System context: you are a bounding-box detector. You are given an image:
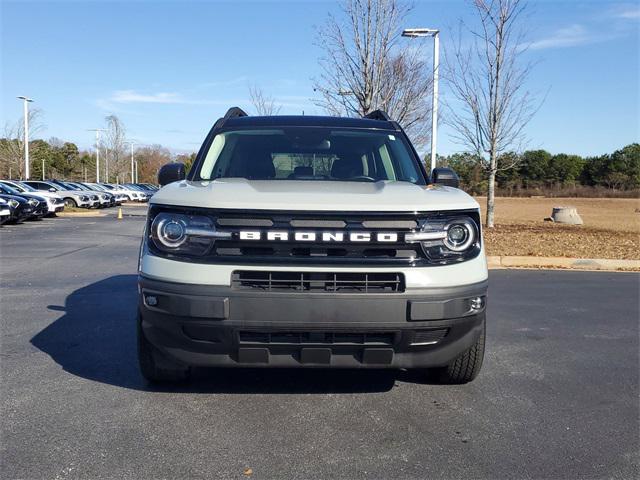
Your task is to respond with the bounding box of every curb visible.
[487,256,640,272]
[57,211,107,218]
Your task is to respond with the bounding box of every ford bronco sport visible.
[137,108,488,384]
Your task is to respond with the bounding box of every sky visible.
[1,0,638,157]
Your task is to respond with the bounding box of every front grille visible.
[239,330,395,345]
[148,207,482,266]
[232,271,404,293]
[209,211,425,264]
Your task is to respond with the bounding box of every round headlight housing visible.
[155,217,187,248]
[444,219,476,252]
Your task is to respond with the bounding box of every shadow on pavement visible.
[31,275,437,394]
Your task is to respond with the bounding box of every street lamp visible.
[124,141,136,183]
[87,129,106,182]
[17,96,34,180]
[402,28,440,173]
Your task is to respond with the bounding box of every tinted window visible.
[197,128,425,184]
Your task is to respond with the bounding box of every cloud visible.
[528,24,594,50]
[614,6,640,19]
[111,90,183,104]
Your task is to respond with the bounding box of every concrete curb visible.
[57,211,107,218]
[487,256,640,272]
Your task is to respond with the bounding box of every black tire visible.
[433,322,485,384]
[137,316,190,383]
[64,198,77,208]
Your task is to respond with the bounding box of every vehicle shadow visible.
[31,275,436,394]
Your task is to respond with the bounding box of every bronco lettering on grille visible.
[238,231,399,243]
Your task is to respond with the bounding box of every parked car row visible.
[0,179,158,225]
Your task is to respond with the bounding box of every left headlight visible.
[8,199,19,208]
[150,212,231,256]
[28,198,38,206]
[406,215,480,264]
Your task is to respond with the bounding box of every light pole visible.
[402,28,439,173]
[124,141,136,182]
[87,129,106,182]
[17,96,34,180]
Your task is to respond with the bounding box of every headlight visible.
[81,195,89,201]
[444,219,476,252]
[150,212,231,256]
[28,198,38,206]
[8,199,19,208]
[406,214,480,264]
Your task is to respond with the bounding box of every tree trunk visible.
[486,165,496,228]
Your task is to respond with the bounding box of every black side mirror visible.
[431,167,460,188]
[158,162,186,186]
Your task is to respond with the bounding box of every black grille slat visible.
[232,271,404,293]
[239,330,395,345]
[412,329,449,345]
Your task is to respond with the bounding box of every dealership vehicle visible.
[0,180,65,215]
[123,183,152,202]
[61,181,114,208]
[0,193,35,223]
[0,183,48,219]
[137,109,487,384]
[0,198,11,225]
[86,183,125,205]
[102,183,145,202]
[24,180,96,208]
[49,180,102,208]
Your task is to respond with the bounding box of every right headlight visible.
[150,212,231,256]
[81,195,89,201]
[8,199,19,208]
[406,215,480,264]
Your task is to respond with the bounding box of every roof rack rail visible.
[214,107,249,129]
[363,110,392,121]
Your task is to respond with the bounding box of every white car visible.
[102,183,145,202]
[136,108,487,385]
[0,180,65,215]
[0,197,10,224]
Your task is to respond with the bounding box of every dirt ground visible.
[474,197,640,259]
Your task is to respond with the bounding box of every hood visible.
[151,179,479,212]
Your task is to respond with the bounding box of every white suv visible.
[137,109,488,384]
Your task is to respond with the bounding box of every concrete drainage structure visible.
[549,206,583,225]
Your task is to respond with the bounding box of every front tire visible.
[432,321,485,384]
[137,315,190,383]
[64,198,77,208]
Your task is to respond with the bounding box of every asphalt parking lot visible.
[1,215,638,479]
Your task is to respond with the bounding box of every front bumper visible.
[139,275,487,369]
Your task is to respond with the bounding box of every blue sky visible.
[1,0,638,157]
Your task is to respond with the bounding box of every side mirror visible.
[431,167,460,188]
[49,188,56,192]
[158,162,186,186]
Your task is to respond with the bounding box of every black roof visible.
[223,115,399,131]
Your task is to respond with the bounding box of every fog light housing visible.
[145,295,158,307]
[470,296,485,311]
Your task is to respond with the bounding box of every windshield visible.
[1,181,27,193]
[0,183,20,195]
[196,128,425,184]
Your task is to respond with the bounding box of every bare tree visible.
[249,85,282,116]
[313,0,433,146]
[0,108,45,179]
[103,115,126,183]
[445,0,539,227]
